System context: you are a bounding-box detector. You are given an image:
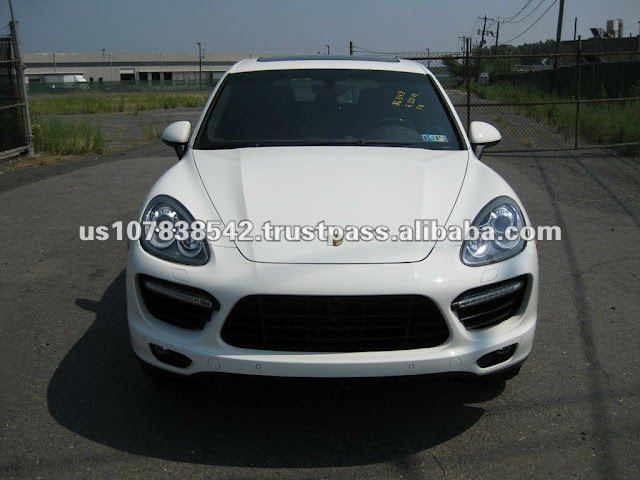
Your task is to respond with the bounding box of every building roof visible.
[558,36,640,55]
[23,52,252,70]
[22,53,433,77]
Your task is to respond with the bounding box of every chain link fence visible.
[0,33,32,159]
[11,42,640,158]
[26,79,221,95]
[407,41,640,154]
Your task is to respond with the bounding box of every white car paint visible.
[193,147,468,263]
[126,57,538,378]
[469,121,502,147]
[161,120,192,145]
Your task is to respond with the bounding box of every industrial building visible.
[23,52,252,85]
[558,19,639,62]
[590,18,625,39]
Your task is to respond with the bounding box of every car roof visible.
[227,56,428,75]
[257,55,400,63]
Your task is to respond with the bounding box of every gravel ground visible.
[0,110,639,479]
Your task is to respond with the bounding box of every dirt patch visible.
[0,153,84,172]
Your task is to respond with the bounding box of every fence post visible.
[465,38,471,134]
[574,36,581,150]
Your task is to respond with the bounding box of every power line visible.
[503,0,547,25]
[501,0,534,22]
[502,0,559,44]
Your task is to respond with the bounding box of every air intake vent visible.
[149,344,193,368]
[451,276,527,330]
[221,294,449,353]
[139,275,219,330]
[477,344,518,368]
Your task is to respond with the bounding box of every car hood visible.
[193,147,468,264]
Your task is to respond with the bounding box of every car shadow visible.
[47,270,503,468]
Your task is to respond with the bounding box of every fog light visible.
[477,343,518,368]
[150,344,192,368]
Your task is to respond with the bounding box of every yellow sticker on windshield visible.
[392,90,405,107]
[392,91,422,109]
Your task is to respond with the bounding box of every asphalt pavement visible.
[0,135,639,478]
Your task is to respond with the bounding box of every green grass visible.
[32,117,104,155]
[473,82,640,154]
[29,91,209,115]
[139,121,165,140]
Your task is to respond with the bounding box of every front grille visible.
[451,276,528,330]
[221,295,449,352]
[139,275,220,330]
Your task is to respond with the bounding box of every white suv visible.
[127,56,538,383]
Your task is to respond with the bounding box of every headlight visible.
[461,196,526,266]
[140,195,209,266]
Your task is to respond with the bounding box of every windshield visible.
[195,69,464,150]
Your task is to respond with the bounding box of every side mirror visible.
[161,121,191,158]
[469,121,501,159]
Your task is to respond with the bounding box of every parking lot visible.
[1,114,639,478]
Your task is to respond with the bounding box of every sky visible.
[1,0,638,55]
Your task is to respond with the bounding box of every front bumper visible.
[126,240,538,378]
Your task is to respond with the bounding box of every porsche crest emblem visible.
[332,234,344,247]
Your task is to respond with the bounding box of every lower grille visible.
[451,276,528,330]
[221,295,449,352]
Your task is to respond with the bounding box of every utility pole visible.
[101,48,106,74]
[426,47,430,69]
[494,20,500,55]
[458,35,468,53]
[476,15,488,81]
[8,0,34,155]
[573,17,578,41]
[325,44,330,55]
[552,0,565,71]
[102,48,113,82]
[196,41,203,89]
[349,41,354,55]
